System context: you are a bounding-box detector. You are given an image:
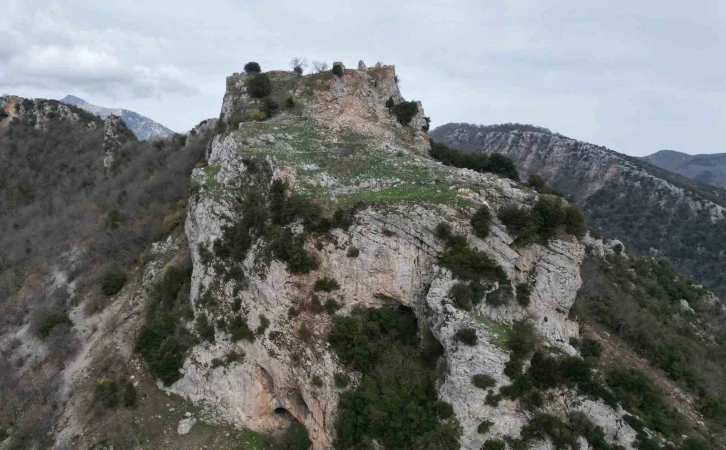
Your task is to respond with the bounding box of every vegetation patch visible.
[455,328,478,346]
[328,306,460,449]
[36,311,72,339]
[472,374,496,389]
[246,74,272,98]
[575,253,726,431]
[429,141,519,181]
[391,101,418,125]
[314,277,340,292]
[136,263,196,385]
[498,195,586,243]
[470,205,492,239]
[100,265,127,296]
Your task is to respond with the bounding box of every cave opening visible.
[273,407,296,421]
[392,302,414,314]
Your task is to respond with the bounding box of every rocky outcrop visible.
[61,95,175,140]
[167,67,641,449]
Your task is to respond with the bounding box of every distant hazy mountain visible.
[643,149,726,188]
[61,95,175,140]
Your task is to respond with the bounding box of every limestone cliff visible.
[169,63,645,449]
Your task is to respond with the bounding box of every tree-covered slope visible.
[431,122,726,296]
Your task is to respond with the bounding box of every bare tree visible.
[312,61,329,73]
[290,57,307,75]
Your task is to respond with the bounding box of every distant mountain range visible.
[60,95,175,140]
[430,122,726,296]
[642,149,726,188]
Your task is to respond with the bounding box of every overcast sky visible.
[2,0,724,156]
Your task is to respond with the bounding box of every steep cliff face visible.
[168,64,648,450]
[430,123,726,296]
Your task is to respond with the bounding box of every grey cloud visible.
[0,0,724,155]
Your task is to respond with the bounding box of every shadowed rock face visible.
[171,65,640,449]
[431,123,726,296]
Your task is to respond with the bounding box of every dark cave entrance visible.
[274,407,296,421]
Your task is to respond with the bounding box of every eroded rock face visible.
[170,67,637,449]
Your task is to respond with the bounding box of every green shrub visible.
[136,264,195,385]
[286,96,295,108]
[471,205,492,239]
[499,197,587,242]
[504,358,524,378]
[439,241,507,283]
[455,328,478,346]
[429,141,519,181]
[324,299,342,314]
[229,316,255,342]
[196,313,215,342]
[472,374,496,389]
[332,63,344,77]
[334,372,349,388]
[94,378,119,408]
[482,439,505,450]
[257,314,270,335]
[211,357,225,368]
[507,320,536,360]
[434,222,453,241]
[246,74,272,98]
[282,422,312,450]
[391,101,419,125]
[498,205,537,241]
[519,414,577,449]
[580,338,602,359]
[310,295,324,314]
[563,203,587,237]
[385,97,395,109]
[314,277,340,292]
[37,312,72,339]
[449,282,473,311]
[516,283,531,307]
[123,382,137,408]
[261,97,279,116]
[434,401,455,419]
[485,285,512,307]
[244,62,261,73]
[100,265,127,296]
[312,375,324,387]
[527,174,545,191]
[477,420,494,434]
[330,306,458,449]
[346,246,360,258]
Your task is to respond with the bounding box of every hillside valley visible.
[430,123,726,297]
[0,63,725,450]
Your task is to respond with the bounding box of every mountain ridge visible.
[60,94,175,140]
[642,149,726,188]
[430,122,726,296]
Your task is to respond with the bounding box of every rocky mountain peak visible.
[60,94,175,140]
